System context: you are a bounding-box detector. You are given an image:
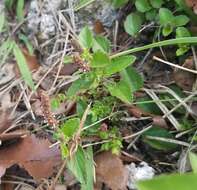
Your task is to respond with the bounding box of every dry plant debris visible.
[1,0,197,189]
[95,151,128,190]
[0,135,61,180]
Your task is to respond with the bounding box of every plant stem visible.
[111,37,197,58]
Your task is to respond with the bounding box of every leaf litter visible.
[1,0,197,189]
[0,134,61,180]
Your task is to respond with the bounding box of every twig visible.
[163,91,197,118]
[146,136,196,148]
[49,160,67,190]
[144,88,181,130]
[153,56,197,74]
[123,124,153,140]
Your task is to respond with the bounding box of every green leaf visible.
[0,12,5,33]
[4,0,14,10]
[159,8,174,25]
[92,35,111,53]
[104,55,136,76]
[145,9,157,21]
[174,0,197,21]
[51,98,60,110]
[137,173,197,190]
[143,127,177,151]
[91,51,111,68]
[16,0,24,21]
[78,26,94,49]
[189,152,197,173]
[67,147,86,184]
[67,146,94,190]
[162,24,173,36]
[106,80,133,103]
[67,72,96,97]
[121,66,143,92]
[124,12,143,36]
[149,0,164,8]
[111,0,128,8]
[175,27,191,56]
[60,144,69,159]
[136,97,161,115]
[82,147,94,190]
[174,15,190,27]
[64,55,73,64]
[60,118,80,138]
[176,27,191,38]
[176,46,189,56]
[0,39,14,65]
[13,43,35,90]
[19,34,34,55]
[135,0,151,12]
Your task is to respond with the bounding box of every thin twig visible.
[153,56,197,74]
[49,160,67,190]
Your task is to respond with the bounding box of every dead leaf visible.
[152,116,168,129]
[60,64,79,76]
[0,184,14,190]
[95,151,128,190]
[0,130,29,142]
[0,134,61,180]
[128,105,145,118]
[173,57,196,91]
[94,20,105,34]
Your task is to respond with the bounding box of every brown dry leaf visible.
[95,151,128,190]
[152,116,168,129]
[0,184,14,190]
[185,0,197,14]
[94,20,105,34]
[60,64,79,76]
[0,134,61,180]
[0,130,29,142]
[128,105,145,118]
[14,48,40,78]
[173,58,196,91]
[0,111,12,134]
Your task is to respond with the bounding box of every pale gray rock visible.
[74,0,117,30]
[27,0,62,39]
[126,162,155,190]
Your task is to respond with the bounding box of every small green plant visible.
[100,127,123,154]
[67,26,143,104]
[56,25,197,188]
[121,0,193,55]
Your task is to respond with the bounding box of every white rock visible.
[27,0,62,39]
[126,162,155,190]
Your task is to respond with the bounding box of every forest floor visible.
[0,0,197,190]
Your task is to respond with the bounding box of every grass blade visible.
[13,42,35,90]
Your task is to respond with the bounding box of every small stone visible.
[27,0,63,39]
[126,162,155,190]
